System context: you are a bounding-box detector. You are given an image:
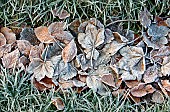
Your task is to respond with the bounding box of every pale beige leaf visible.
[52,97,65,110]
[2,49,20,68]
[0,33,6,46]
[0,44,11,58]
[62,40,77,63]
[152,91,164,103]
[52,8,70,19]
[161,56,170,76]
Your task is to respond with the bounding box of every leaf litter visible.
[0,8,170,110]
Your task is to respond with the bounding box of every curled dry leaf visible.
[0,33,6,46]
[52,97,65,110]
[27,58,54,81]
[152,91,164,103]
[2,49,20,68]
[20,28,40,45]
[131,83,156,97]
[139,7,152,28]
[62,40,77,63]
[75,54,90,71]
[17,40,32,56]
[1,27,16,44]
[52,8,70,19]
[78,23,105,60]
[59,80,74,89]
[32,77,48,91]
[34,26,55,43]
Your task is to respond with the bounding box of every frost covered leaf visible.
[52,97,65,110]
[52,8,70,19]
[147,24,169,41]
[152,91,164,103]
[59,80,74,89]
[17,40,32,56]
[86,76,110,95]
[139,7,152,28]
[166,18,170,27]
[29,43,44,61]
[102,32,127,56]
[62,40,77,63]
[0,33,6,46]
[161,80,170,92]
[1,27,16,44]
[2,49,20,68]
[59,63,77,80]
[27,58,54,81]
[73,79,86,87]
[117,46,145,81]
[0,44,11,58]
[161,56,170,76]
[125,80,140,88]
[101,74,116,87]
[143,66,159,83]
[34,26,55,43]
[75,54,90,71]
[20,28,40,45]
[78,23,105,60]
[131,83,156,97]
[69,19,81,35]
[48,22,74,44]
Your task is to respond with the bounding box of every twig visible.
[106,19,140,27]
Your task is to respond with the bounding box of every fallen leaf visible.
[1,27,16,44]
[27,58,54,81]
[52,8,70,19]
[0,33,6,46]
[62,40,77,63]
[2,49,20,68]
[20,28,40,45]
[0,44,11,58]
[73,79,86,87]
[34,26,55,43]
[17,40,32,56]
[101,74,116,87]
[161,56,170,76]
[59,80,74,89]
[139,7,152,28]
[152,91,164,103]
[52,97,65,110]
[125,80,140,88]
[161,80,170,92]
[131,83,156,97]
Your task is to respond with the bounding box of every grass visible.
[0,67,170,112]
[0,0,170,111]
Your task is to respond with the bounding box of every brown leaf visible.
[0,44,11,58]
[131,83,156,97]
[32,77,48,91]
[27,58,54,81]
[29,43,44,61]
[0,33,6,46]
[59,80,74,89]
[39,77,56,88]
[17,40,32,56]
[52,8,70,19]
[161,80,170,92]
[112,89,125,97]
[1,27,16,44]
[101,74,116,87]
[129,93,141,103]
[34,26,55,43]
[62,40,77,63]
[52,97,65,110]
[152,91,164,103]
[143,66,159,83]
[125,80,140,88]
[2,49,20,68]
